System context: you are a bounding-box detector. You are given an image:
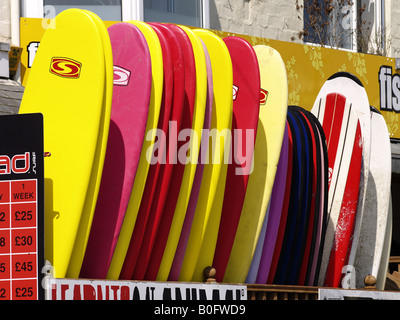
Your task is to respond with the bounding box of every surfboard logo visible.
[50,57,82,79]
[233,84,239,101]
[328,167,333,185]
[113,66,131,86]
[260,88,269,104]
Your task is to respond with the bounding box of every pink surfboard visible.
[168,39,213,281]
[79,22,151,279]
[144,23,196,280]
[132,23,185,280]
[213,36,260,282]
[119,22,175,280]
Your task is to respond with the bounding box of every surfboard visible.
[288,107,315,284]
[66,9,114,279]
[78,22,152,280]
[106,20,163,280]
[250,123,288,284]
[223,45,288,284]
[212,36,260,283]
[293,107,321,286]
[312,72,371,287]
[18,9,112,278]
[145,22,197,281]
[308,117,329,286]
[325,121,362,288]
[168,37,213,281]
[376,194,392,290]
[117,22,175,280]
[245,204,270,284]
[296,108,328,286]
[155,24,208,281]
[267,121,293,284]
[273,108,306,285]
[354,106,391,289]
[132,23,185,281]
[179,29,232,282]
[312,91,364,287]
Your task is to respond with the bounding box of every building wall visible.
[209,0,400,58]
[386,0,400,58]
[209,0,303,43]
[0,1,11,44]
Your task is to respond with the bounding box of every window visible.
[43,0,123,21]
[358,0,387,55]
[144,0,204,27]
[21,0,210,28]
[302,0,356,50]
[301,0,385,53]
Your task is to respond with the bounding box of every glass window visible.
[302,0,356,50]
[144,0,202,27]
[43,0,122,21]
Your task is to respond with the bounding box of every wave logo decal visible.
[113,66,131,86]
[260,88,269,105]
[233,84,239,101]
[50,57,82,79]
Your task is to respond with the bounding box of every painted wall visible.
[0,1,11,44]
[209,0,303,44]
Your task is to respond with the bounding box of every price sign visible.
[0,114,44,300]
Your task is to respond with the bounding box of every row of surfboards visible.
[19,9,392,289]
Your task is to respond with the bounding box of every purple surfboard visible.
[247,124,289,284]
[168,39,213,281]
[256,122,289,283]
[80,22,151,279]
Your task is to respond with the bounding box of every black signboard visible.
[0,113,44,300]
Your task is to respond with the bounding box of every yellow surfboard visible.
[156,24,207,281]
[18,9,111,278]
[179,29,232,282]
[67,9,113,278]
[106,20,163,280]
[223,45,288,283]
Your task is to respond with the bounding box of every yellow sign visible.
[9,45,22,76]
[20,17,400,138]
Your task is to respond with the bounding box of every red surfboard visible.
[212,36,260,282]
[132,23,185,280]
[80,22,151,279]
[168,39,213,281]
[144,23,196,280]
[324,121,362,287]
[118,22,175,280]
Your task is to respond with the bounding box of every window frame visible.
[303,0,383,52]
[21,0,210,28]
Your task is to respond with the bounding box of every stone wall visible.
[0,1,11,44]
[209,0,303,43]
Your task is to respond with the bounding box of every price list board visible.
[0,114,44,300]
